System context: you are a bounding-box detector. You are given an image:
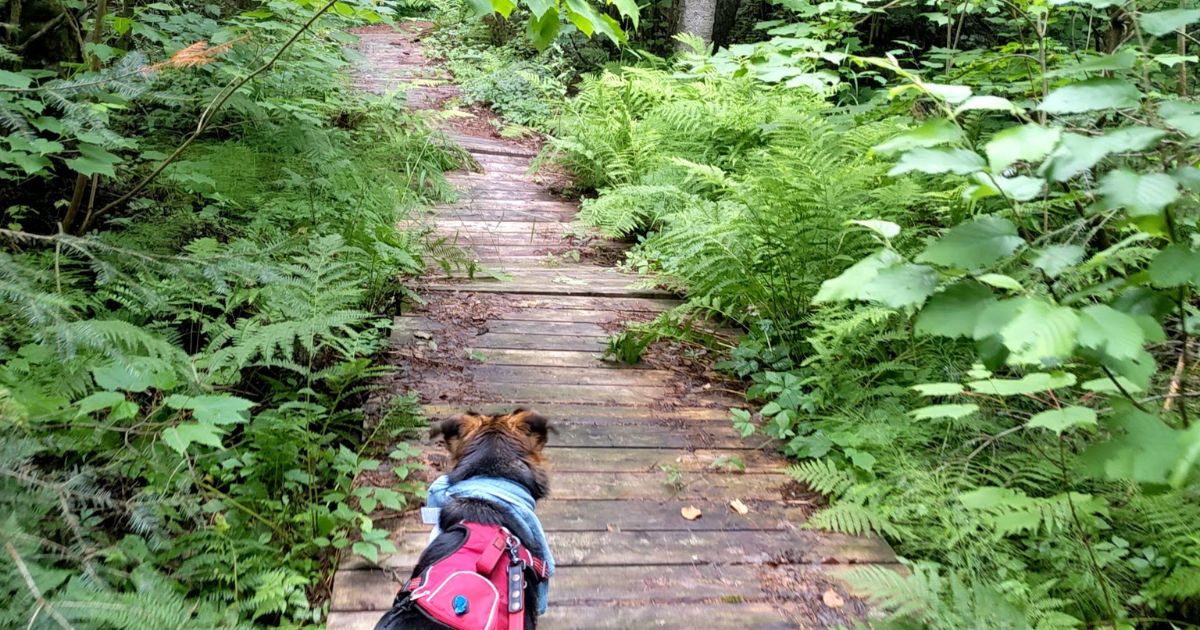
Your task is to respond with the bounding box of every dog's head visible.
[429,408,551,499]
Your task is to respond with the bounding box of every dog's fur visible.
[374,409,552,630]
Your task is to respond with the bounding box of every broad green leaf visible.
[1153,54,1198,67]
[612,0,639,25]
[162,422,225,454]
[849,219,900,239]
[2,150,52,175]
[814,249,901,303]
[1082,403,1184,485]
[524,0,553,17]
[861,263,939,309]
[527,7,561,50]
[1148,244,1200,287]
[915,281,997,338]
[92,357,176,392]
[1038,78,1141,114]
[1048,0,1124,7]
[1160,101,1200,139]
[1040,127,1165,182]
[985,124,1061,172]
[955,95,1017,113]
[911,382,965,396]
[910,403,979,420]
[1081,375,1143,393]
[1046,50,1136,77]
[998,299,1080,365]
[1077,304,1145,360]
[972,174,1045,202]
[1032,244,1085,278]
[165,394,254,424]
[1098,169,1179,217]
[889,147,985,176]
[976,273,1023,292]
[874,119,963,155]
[0,69,33,89]
[466,0,495,17]
[1100,347,1158,390]
[1140,9,1200,36]
[915,215,1024,269]
[332,1,355,17]
[968,371,1076,396]
[1027,406,1098,435]
[925,83,972,104]
[493,0,517,18]
[65,143,123,178]
[76,391,126,416]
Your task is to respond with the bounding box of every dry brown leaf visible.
[729,499,750,515]
[680,506,702,520]
[822,589,845,609]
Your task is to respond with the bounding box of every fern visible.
[786,459,854,497]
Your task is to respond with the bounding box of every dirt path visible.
[327,22,897,629]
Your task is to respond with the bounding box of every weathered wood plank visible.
[422,402,733,421]
[343,528,895,570]
[461,348,624,368]
[465,333,608,351]
[326,604,791,630]
[468,365,673,386]
[540,446,781,472]
[423,282,674,298]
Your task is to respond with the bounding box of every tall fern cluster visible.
[0,6,458,627]
[548,52,1200,628]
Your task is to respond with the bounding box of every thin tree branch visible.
[5,542,76,630]
[81,0,340,232]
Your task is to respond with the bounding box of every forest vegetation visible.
[2,0,1199,625]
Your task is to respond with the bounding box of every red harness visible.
[402,522,550,630]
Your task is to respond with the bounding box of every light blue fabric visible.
[424,475,555,615]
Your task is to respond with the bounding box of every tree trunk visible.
[676,0,716,48]
[710,0,740,49]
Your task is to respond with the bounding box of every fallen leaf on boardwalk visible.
[680,506,702,520]
[729,499,750,515]
[606,523,621,532]
[822,589,845,608]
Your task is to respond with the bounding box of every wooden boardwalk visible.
[327,23,897,629]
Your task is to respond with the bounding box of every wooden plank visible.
[395,318,614,338]
[538,471,794,501]
[462,348,623,368]
[540,447,781,472]
[422,403,732,421]
[547,421,746,448]
[471,309,639,323]
[469,365,673,386]
[466,333,607,351]
[423,282,674,298]
[343,528,895,570]
[438,381,674,405]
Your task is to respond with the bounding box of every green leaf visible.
[612,0,639,25]
[814,249,901,303]
[915,281,997,338]
[65,143,123,178]
[976,273,1023,292]
[849,219,900,239]
[861,263,939,308]
[1040,127,1165,182]
[1081,375,1143,393]
[1140,9,1200,36]
[92,357,176,392]
[1148,244,1200,287]
[351,541,380,564]
[1028,406,1098,435]
[1082,402,1185,485]
[984,124,1061,172]
[165,394,254,424]
[1160,101,1200,139]
[911,382,965,396]
[997,299,1080,366]
[889,147,985,176]
[162,422,225,454]
[1038,78,1141,114]
[910,403,979,420]
[466,0,495,17]
[1032,244,1085,278]
[972,174,1045,202]
[1077,304,1145,360]
[76,391,126,416]
[968,371,1076,396]
[1098,169,1179,217]
[527,6,561,50]
[925,83,972,104]
[332,1,355,17]
[915,215,1025,270]
[1046,50,1136,77]
[0,69,33,89]
[1047,0,1124,7]
[874,119,963,155]
[954,95,1017,113]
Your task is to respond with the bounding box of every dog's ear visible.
[514,409,551,447]
[429,415,464,442]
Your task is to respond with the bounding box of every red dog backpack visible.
[402,522,549,630]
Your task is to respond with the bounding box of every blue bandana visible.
[422,475,555,615]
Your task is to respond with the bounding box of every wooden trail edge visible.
[328,23,898,629]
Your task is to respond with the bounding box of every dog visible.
[374,409,554,630]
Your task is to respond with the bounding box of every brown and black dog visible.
[374,409,552,630]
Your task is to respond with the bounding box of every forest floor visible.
[325,21,898,629]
